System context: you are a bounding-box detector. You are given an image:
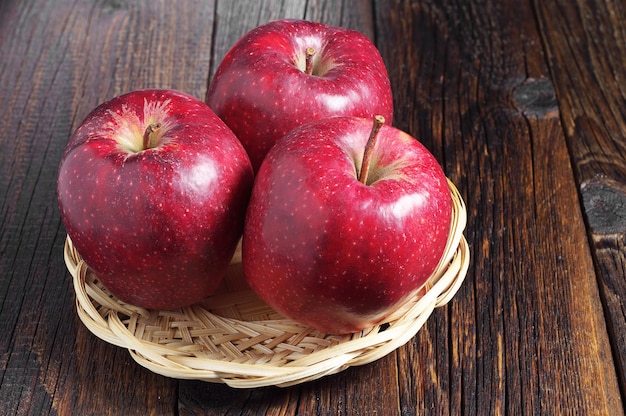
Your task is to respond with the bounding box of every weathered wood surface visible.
[534,1,626,399]
[0,0,624,414]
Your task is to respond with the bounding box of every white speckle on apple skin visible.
[206,19,393,172]
[242,116,452,334]
[57,89,254,310]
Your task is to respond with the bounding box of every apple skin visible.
[57,89,254,310]
[242,116,452,334]
[206,19,394,172]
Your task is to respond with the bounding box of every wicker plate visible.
[63,179,469,388]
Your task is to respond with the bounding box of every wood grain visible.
[534,0,626,400]
[0,0,214,414]
[376,0,622,413]
[1,0,625,414]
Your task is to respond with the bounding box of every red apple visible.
[242,116,452,334]
[57,89,254,309]
[206,19,394,172]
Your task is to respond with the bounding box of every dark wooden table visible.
[2,0,626,414]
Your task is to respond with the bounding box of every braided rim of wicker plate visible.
[63,179,469,388]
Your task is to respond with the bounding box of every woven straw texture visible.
[63,180,469,388]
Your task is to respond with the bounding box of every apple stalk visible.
[305,47,316,75]
[358,115,385,185]
[142,122,162,150]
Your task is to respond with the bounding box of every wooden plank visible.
[207,0,375,79]
[375,0,623,413]
[208,0,306,80]
[179,1,404,415]
[179,382,299,416]
[533,0,626,398]
[0,0,217,414]
[0,1,97,413]
[179,358,401,416]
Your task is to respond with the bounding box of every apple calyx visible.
[358,115,385,185]
[304,47,316,75]
[142,122,162,150]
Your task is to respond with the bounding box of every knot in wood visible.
[513,77,559,118]
[581,179,626,235]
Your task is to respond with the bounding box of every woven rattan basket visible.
[63,179,469,388]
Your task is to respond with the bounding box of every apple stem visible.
[142,122,162,150]
[305,47,316,75]
[358,115,385,185]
